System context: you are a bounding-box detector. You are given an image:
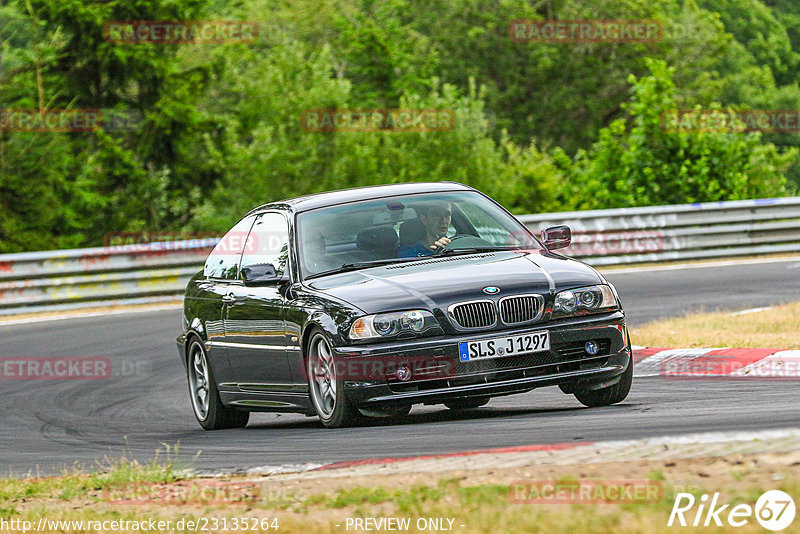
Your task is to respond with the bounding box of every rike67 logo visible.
[668,490,795,531]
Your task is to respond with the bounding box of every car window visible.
[204,215,257,279]
[296,191,540,279]
[240,212,290,278]
[458,201,530,247]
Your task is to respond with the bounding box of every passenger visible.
[303,230,337,274]
[397,202,452,257]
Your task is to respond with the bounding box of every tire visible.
[306,329,364,428]
[444,398,490,410]
[573,355,633,408]
[187,338,249,430]
[359,405,412,418]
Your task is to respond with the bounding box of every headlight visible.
[553,285,618,316]
[349,310,440,341]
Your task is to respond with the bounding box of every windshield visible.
[296,191,542,279]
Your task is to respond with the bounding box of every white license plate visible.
[458,331,550,362]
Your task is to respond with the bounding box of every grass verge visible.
[629,300,800,349]
[1,450,798,533]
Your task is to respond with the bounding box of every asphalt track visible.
[1,258,799,475]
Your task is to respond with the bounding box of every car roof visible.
[246,182,475,215]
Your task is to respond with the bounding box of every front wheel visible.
[306,330,364,428]
[359,405,412,418]
[573,357,633,407]
[187,339,249,430]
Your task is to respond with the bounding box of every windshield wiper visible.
[305,257,427,280]
[434,246,517,256]
[339,257,428,269]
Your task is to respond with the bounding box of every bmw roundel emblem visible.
[584,341,599,355]
[396,365,412,382]
[483,286,500,294]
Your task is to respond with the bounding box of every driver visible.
[397,201,452,257]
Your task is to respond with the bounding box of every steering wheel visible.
[432,234,493,254]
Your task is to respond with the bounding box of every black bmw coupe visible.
[177,182,632,429]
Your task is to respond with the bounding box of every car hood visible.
[306,251,604,315]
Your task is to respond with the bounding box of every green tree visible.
[698,0,800,86]
[190,36,565,230]
[565,59,795,209]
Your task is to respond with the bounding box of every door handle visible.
[222,293,237,303]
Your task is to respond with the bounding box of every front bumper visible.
[334,311,630,406]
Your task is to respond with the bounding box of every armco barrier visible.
[518,196,800,265]
[0,240,216,314]
[1,197,800,313]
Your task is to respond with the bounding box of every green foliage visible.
[698,0,799,86]
[764,0,800,54]
[1,0,799,251]
[189,39,567,230]
[564,59,795,209]
[0,0,215,251]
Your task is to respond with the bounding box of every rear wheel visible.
[444,398,490,410]
[187,338,249,430]
[307,329,364,428]
[573,356,633,407]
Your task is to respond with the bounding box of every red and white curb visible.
[633,347,800,379]
[232,428,800,479]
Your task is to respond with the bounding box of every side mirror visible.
[241,263,288,285]
[541,225,571,250]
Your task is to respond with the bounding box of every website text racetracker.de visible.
[1,357,110,381]
[0,517,279,533]
[103,21,258,44]
[0,109,142,132]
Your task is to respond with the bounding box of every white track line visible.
[602,255,800,274]
[730,306,772,316]
[633,348,722,377]
[0,303,182,327]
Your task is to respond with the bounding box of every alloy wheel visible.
[308,334,337,419]
[188,342,211,420]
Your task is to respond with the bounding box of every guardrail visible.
[2,196,799,314]
[518,196,800,265]
[0,240,216,314]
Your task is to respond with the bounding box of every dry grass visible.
[630,301,800,349]
[2,452,799,533]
